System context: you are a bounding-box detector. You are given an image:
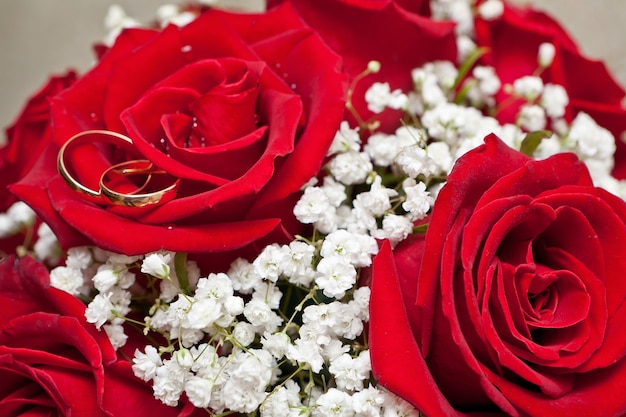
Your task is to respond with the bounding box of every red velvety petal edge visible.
[0,352,104,416]
[485,355,626,417]
[0,256,116,366]
[416,135,530,354]
[370,240,462,417]
[47,176,281,255]
[0,312,113,416]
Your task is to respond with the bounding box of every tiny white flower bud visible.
[538,42,556,67]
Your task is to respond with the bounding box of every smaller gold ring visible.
[99,160,180,207]
[57,130,179,207]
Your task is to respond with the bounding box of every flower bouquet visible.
[2,0,626,416]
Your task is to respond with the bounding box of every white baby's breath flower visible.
[321,176,348,207]
[395,145,439,178]
[328,351,371,391]
[365,82,408,113]
[541,83,569,118]
[152,359,187,407]
[315,256,357,299]
[65,247,93,270]
[261,380,303,417]
[473,65,501,96]
[328,151,373,185]
[518,104,547,131]
[513,75,544,100]
[375,214,414,245]
[403,179,434,220]
[185,297,221,329]
[478,0,504,20]
[141,252,172,278]
[261,331,292,360]
[103,5,140,45]
[132,345,163,382]
[92,264,120,293]
[287,337,325,373]
[364,132,400,167]
[426,141,454,174]
[253,244,286,282]
[252,281,283,309]
[50,266,84,295]
[293,186,332,224]
[353,386,385,417]
[569,112,616,160]
[195,273,233,300]
[538,42,556,67]
[355,176,398,216]
[381,390,421,416]
[185,376,214,408]
[156,4,196,27]
[233,321,256,347]
[33,223,61,264]
[0,214,15,238]
[104,323,128,350]
[457,34,477,62]
[85,292,115,329]
[7,201,35,226]
[313,388,354,417]
[328,121,362,155]
[228,257,261,294]
[244,298,278,328]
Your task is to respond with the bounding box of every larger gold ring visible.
[57,130,179,207]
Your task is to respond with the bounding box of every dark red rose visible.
[370,135,626,416]
[0,71,76,211]
[267,0,456,131]
[474,2,626,178]
[0,255,203,416]
[268,0,431,16]
[10,4,346,264]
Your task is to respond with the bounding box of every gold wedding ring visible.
[57,130,180,207]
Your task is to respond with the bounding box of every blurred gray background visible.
[1,0,625,131]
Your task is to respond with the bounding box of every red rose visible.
[370,135,626,416]
[10,4,346,264]
[267,0,456,131]
[474,2,626,178]
[0,255,202,416]
[0,71,76,211]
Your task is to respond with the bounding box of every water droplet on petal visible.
[90,113,99,123]
[181,45,192,53]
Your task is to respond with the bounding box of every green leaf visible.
[453,47,489,91]
[413,224,428,234]
[520,130,553,156]
[174,252,189,293]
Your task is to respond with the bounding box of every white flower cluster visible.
[0,201,34,238]
[47,217,414,415]
[6,3,622,417]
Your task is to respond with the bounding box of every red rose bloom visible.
[0,255,203,416]
[267,0,456,131]
[370,135,626,416]
[474,2,626,178]
[10,4,346,263]
[0,71,76,211]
